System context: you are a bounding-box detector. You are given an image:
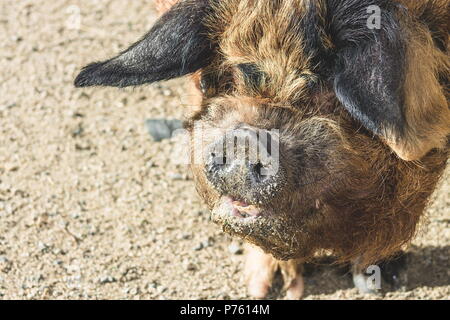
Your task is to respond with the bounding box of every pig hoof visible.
[247,277,271,299]
[379,253,407,289]
[280,260,304,300]
[285,276,304,300]
[244,245,304,299]
[352,273,380,295]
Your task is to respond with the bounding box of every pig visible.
[75,0,449,299]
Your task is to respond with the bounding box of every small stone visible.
[201,237,214,248]
[147,282,158,291]
[121,267,141,282]
[177,233,191,240]
[71,124,84,138]
[11,35,23,42]
[53,260,63,266]
[145,119,183,142]
[193,243,204,251]
[129,287,139,295]
[52,248,62,255]
[3,203,13,215]
[146,160,154,168]
[37,242,49,253]
[156,227,166,234]
[186,263,197,271]
[157,286,167,294]
[0,256,8,263]
[168,173,183,181]
[197,210,207,217]
[228,242,243,255]
[99,276,117,284]
[32,274,44,283]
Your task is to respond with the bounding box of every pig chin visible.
[211,196,311,260]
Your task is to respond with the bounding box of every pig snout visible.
[204,127,283,205]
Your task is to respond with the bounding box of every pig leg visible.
[244,244,304,299]
[279,260,304,300]
[244,244,278,299]
[352,272,377,294]
[353,253,407,294]
[351,260,381,295]
[352,252,407,294]
[378,253,407,290]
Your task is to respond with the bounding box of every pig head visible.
[75,0,449,269]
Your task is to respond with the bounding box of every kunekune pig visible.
[75,0,449,299]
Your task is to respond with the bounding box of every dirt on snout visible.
[0,0,448,300]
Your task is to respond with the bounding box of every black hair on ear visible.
[325,0,407,138]
[75,0,215,88]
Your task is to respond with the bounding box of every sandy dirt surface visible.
[0,0,448,300]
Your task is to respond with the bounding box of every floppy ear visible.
[327,0,450,161]
[75,0,215,88]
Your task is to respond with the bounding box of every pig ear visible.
[328,0,450,160]
[75,0,215,88]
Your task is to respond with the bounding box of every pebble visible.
[71,124,84,138]
[99,276,117,284]
[37,242,49,253]
[11,35,23,42]
[186,263,197,271]
[145,119,183,142]
[3,203,13,215]
[193,243,204,251]
[168,173,183,181]
[177,233,191,240]
[31,274,44,283]
[53,260,63,266]
[157,286,167,294]
[147,282,158,291]
[156,227,166,234]
[128,287,139,295]
[201,237,214,248]
[228,242,243,255]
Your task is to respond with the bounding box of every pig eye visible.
[200,70,234,97]
[200,72,219,97]
[237,63,265,87]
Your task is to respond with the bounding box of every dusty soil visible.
[0,0,448,300]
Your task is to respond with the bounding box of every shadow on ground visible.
[267,245,449,298]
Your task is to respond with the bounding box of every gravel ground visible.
[0,0,448,300]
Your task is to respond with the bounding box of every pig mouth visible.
[211,196,303,260]
[229,198,263,219]
[213,196,264,221]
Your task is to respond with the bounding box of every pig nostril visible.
[208,152,227,172]
[254,162,263,176]
[251,162,268,182]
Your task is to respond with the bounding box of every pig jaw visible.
[210,195,316,261]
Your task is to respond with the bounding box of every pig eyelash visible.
[236,63,266,87]
[200,72,219,97]
[200,68,236,98]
